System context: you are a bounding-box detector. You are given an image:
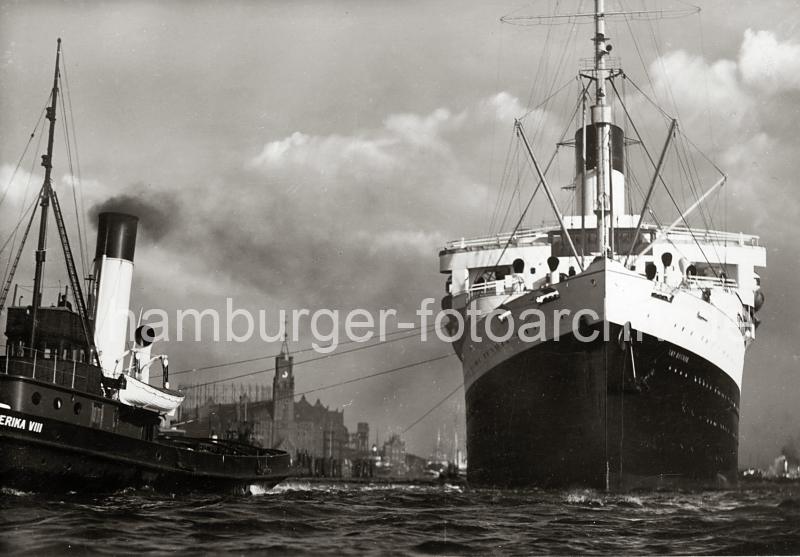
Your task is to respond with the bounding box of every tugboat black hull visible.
[0,377,290,494]
[464,326,740,490]
[2,440,286,494]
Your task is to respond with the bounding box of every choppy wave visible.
[2,483,800,555]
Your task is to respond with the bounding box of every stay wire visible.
[0,96,49,210]
[182,351,454,393]
[1,123,48,288]
[162,323,438,379]
[275,353,456,404]
[59,49,88,278]
[490,83,587,276]
[610,78,717,275]
[403,381,463,435]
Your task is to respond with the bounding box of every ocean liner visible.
[0,40,290,493]
[439,2,766,489]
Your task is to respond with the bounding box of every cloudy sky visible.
[0,0,798,465]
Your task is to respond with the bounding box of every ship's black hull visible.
[465,324,740,490]
[0,377,290,494]
[0,417,289,494]
[1,438,285,494]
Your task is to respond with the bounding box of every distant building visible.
[178,336,353,470]
[349,422,370,456]
[381,433,407,476]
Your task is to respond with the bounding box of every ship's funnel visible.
[574,124,626,217]
[93,212,138,376]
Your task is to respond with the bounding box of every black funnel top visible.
[95,212,139,262]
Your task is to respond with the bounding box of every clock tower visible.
[271,328,295,446]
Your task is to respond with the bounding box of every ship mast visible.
[29,38,61,349]
[592,0,612,256]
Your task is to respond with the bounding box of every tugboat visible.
[438,2,767,489]
[0,40,290,493]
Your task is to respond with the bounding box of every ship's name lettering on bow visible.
[0,414,43,433]
[668,349,690,363]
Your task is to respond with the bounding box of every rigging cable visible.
[158,322,438,379]
[625,74,725,176]
[277,354,456,404]
[403,382,463,434]
[1,112,49,291]
[61,51,87,278]
[490,82,588,278]
[182,351,455,393]
[618,0,658,98]
[0,196,42,312]
[610,77,718,275]
[0,197,41,257]
[490,78,575,235]
[493,138,522,233]
[0,97,49,211]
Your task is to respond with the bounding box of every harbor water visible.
[3,482,800,555]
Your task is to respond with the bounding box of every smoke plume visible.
[89,185,178,241]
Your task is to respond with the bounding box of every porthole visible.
[73,402,82,415]
[53,397,62,410]
[31,392,41,405]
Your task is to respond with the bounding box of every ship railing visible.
[656,227,760,247]
[443,224,760,252]
[0,345,96,393]
[685,275,739,289]
[464,277,527,303]
[443,228,550,251]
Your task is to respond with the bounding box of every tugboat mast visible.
[592,0,612,256]
[29,38,61,350]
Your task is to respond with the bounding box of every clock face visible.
[281,370,289,379]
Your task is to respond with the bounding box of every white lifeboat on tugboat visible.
[115,325,184,414]
[118,375,183,413]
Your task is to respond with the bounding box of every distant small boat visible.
[0,39,290,493]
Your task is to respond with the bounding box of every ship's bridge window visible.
[693,263,737,281]
[549,228,649,256]
[512,259,525,274]
[475,267,510,284]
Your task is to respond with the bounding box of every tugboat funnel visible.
[93,212,138,376]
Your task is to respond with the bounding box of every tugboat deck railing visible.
[0,345,97,393]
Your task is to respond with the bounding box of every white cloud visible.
[247,105,470,181]
[248,131,397,177]
[0,164,41,213]
[383,107,461,151]
[365,229,446,256]
[482,91,526,122]
[740,29,800,93]
[649,50,753,131]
